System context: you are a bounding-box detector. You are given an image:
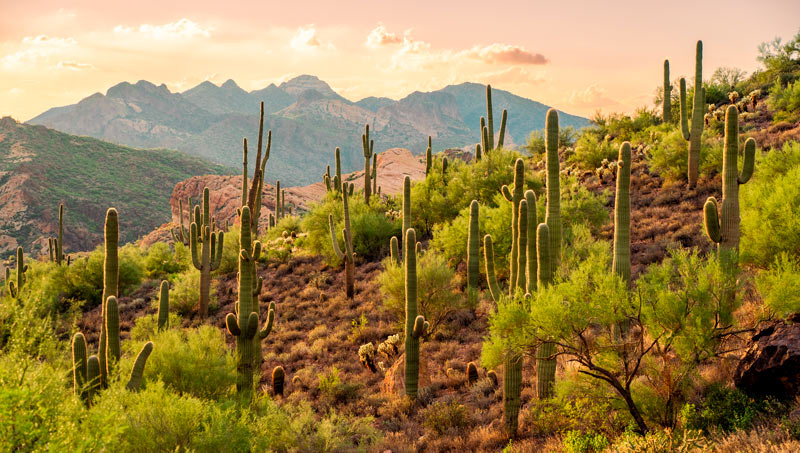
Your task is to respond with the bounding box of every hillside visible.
[28,76,590,186]
[0,117,230,258]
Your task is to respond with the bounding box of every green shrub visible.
[421,400,472,435]
[350,210,400,260]
[767,79,800,123]
[135,326,235,400]
[170,269,216,315]
[317,367,360,404]
[680,385,761,433]
[263,214,302,242]
[129,312,182,341]
[562,429,609,453]
[560,176,610,238]
[525,126,578,155]
[741,141,800,267]
[214,227,240,275]
[756,253,800,319]
[570,132,619,169]
[378,248,464,334]
[143,242,187,279]
[647,128,724,182]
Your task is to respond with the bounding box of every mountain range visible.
[29,75,590,186]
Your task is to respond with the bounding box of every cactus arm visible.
[126,341,153,391]
[483,234,502,303]
[245,312,259,338]
[501,185,513,202]
[87,355,100,401]
[390,236,400,265]
[412,315,427,339]
[190,223,201,270]
[72,333,88,402]
[515,200,528,292]
[105,296,121,377]
[475,144,482,162]
[328,214,345,259]
[226,313,241,336]
[486,85,495,151]
[482,126,490,155]
[497,109,507,149]
[663,60,672,123]
[679,78,690,140]
[739,138,756,184]
[525,190,538,293]
[241,138,249,208]
[703,197,722,243]
[258,303,276,339]
[157,280,169,331]
[467,200,480,297]
[210,231,224,270]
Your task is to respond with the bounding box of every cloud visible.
[568,84,622,109]
[290,24,335,51]
[1,35,78,69]
[56,60,95,71]
[365,24,402,48]
[460,44,548,65]
[478,66,545,85]
[113,19,212,40]
[8,88,24,96]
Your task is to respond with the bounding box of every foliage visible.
[378,248,464,334]
[741,141,800,267]
[421,400,472,435]
[170,269,216,315]
[767,79,800,123]
[129,312,182,342]
[562,430,609,453]
[755,253,800,319]
[143,242,188,279]
[679,385,761,433]
[136,326,236,400]
[524,126,578,155]
[317,366,360,404]
[646,128,724,182]
[570,132,619,169]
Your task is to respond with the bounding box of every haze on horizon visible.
[1,0,798,122]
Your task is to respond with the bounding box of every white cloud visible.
[458,44,548,65]
[113,19,212,40]
[290,25,335,51]
[56,60,95,71]
[365,24,402,48]
[1,35,78,69]
[568,84,622,110]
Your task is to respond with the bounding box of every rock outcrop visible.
[735,313,800,399]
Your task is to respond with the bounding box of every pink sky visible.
[1,0,798,121]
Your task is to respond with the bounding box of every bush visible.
[421,400,472,435]
[317,367,360,404]
[562,430,609,453]
[129,312,182,341]
[680,385,761,433]
[136,326,236,400]
[143,242,188,279]
[741,141,800,267]
[756,254,800,319]
[524,126,578,155]
[214,227,240,275]
[570,132,619,169]
[560,176,610,238]
[767,79,800,123]
[647,127,724,182]
[378,248,464,334]
[170,269,216,315]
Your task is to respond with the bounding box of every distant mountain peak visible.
[279,74,343,100]
[221,79,242,90]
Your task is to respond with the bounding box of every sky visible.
[1,0,798,121]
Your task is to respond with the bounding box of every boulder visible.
[735,313,800,399]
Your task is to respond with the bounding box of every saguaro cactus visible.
[333,147,343,193]
[329,183,355,298]
[613,142,632,286]
[363,124,374,203]
[545,109,562,275]
[404,228,428,399]
[226,207,276,398]
[441,156,449,184]
[524,190,537,293]
[425,136,433,176]
[272,366,285,396]
[72,332,88,404]
[157,280,169,331]
[663,60,672,123]
[467,200,480,303]
[171,197,191,245]
[536,223,557,399]
[49,203,65,264]
[126,341,154,391]
[503,350,523,436]
[6,246,26,299]
[484,85,508,152]
[243,103,272,233]
[501,159,525,294]
[680,40,705,188]
[703,106,755,304]
[467,362,479,385]
[371,153,378,196]
[105,296,121,377]
[190,188,224,318]
[99,208,118,387]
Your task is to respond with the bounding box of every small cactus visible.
[105,296,121,377]
[48,203,66,264]
[272,366,285,396]
[425,136,432,176]
[358,342,377,372]
[72,332,88,404]
[6,246,26,299]
[466,362,479,385]
[612,142,632,287]
[157,280,169,331]
[171,197,191,245]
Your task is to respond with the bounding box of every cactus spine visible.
[613,142,632,286]
[329,182,355,298]
[404,228,428,399]
[157,280,169,331]
[536,223,556,399]
[467,200,480,303]
[190,187,224,318]
[425,136,432,176]
[6,246,26,299]
[680,40,705,187]
[663,60,672,123]
[98,208,118,387]
[363,124,374,203]
[703,106,755,304]
[545,109,562,275]
[225,206,275,398]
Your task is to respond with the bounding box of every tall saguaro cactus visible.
[536,223,557,399]
[467,200,480,303]
[404,228,428,399]
[49,203,65,264]
[613,142,632,286]
[226,206,276,398]
[703,106,755,305]
[329,183,355,298]
[98,208,118,387]
[171,197,191,245]
[524,190,537,293]
[362,124,374,203]
[6,246,26,299]
[190,187,224,318]
[680,40,705,188]
[501,159,525,294]
[333,147,343,193]
[243,103,272,233]
[483,85,508,152]
[663,60,672,123]
[545,109,562,274]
